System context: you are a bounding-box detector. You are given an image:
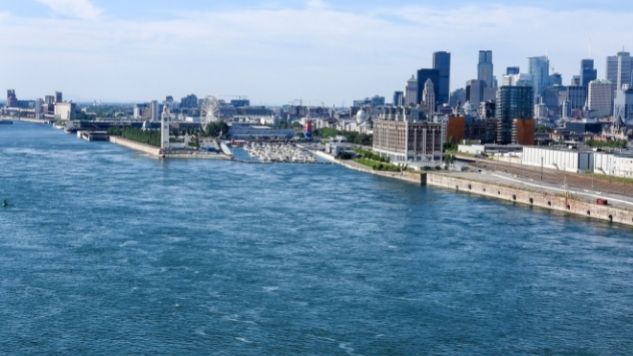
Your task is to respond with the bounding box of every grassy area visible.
[351,149,402,171]
[586,173,633,185]
[315,128,372,146]
[107,127,161,147]
[586,139,628,149]
[353,158,401,172]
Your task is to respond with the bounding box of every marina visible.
[244,142,317,163]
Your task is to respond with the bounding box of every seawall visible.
[426,173,633,227]
[313,150,633,227]
[109,136,162,157]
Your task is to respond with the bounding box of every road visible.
[458,155,633,198]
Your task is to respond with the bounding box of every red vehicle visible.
[596,198,609,206]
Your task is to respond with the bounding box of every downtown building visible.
[528,56,550,100]
[404,75,418,106]
[416,69,439,106]
[478,50,494,88]
[496,85,534,144]
[607,51,633,94]
[613,86,633,124]
[580,59,597,88]
[432,51,451,105]
[372,107,443,165]
[587,80,613,118]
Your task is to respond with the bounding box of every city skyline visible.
[1,0,633,105]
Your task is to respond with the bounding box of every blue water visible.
[1,122,633,354]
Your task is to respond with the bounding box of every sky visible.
[1,0,632,105]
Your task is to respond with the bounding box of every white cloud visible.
[35,0,102,21]
[1,2,633,104]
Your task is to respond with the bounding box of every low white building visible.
[522,146,593,173]
[594,152,633,178]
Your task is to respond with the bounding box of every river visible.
[1,122,632,354]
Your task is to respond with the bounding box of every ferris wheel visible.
[201,95,220,126]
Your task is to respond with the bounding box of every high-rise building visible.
[466,79,485,105]
[416,69,439,105]
[393,91,404,106]
[478,50,494,88]
[506,66,520,75]
[180,94,199,108]
[562,86,587,112]
[496,86,534,144]
[528,56,550,99]
[55,91,63,103]
[405,75,417,106]
[607,51,633,93]
[549,73,563,86]
[502,73,533,87]
[580,59,597,88]
[588,80,613,118]
[448,88,466,108]
[432,51,451,105]
[422,79,436,116]
[613,86,633,124]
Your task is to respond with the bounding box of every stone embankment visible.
[315,150,633,228]
[426,173,633,227]
[109,136,161,157]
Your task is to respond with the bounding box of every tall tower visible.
[607,51,632,93]
[432,51,451,105]
[416,68,439,105]
[422,79,436,117]
[580,59,597,87]
[160,105,171,151]
[405,75,417,106]
[528,56,550,100]
[478,50,494,88]
[496,86,533,144]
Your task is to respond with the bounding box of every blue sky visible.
[0,0,632,104]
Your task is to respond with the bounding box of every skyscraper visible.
[506,66,520,75]
[422,79,436,116]
[580,59,597,87]
[466,79,485,105]
[416,69,439,105]
[528,56,550,99]
[393,91,404,106]
[478,50,494,88]
[496,86,534,144]
[549,73,563,86]
[613,86,633,124]
[432,51,451,105]
[588,80,613,118]
[607,51,633,93]
[405,75,417,106]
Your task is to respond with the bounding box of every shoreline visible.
[313,150,633,228]
[109,136,231,160]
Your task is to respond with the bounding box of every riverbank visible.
[314,150,633,227]
[109,136,232,160]
[427,172,633,227]
[1,117,51,124]
[109,136,161,157]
